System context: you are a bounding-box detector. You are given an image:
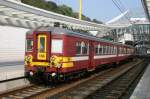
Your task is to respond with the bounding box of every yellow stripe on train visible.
[25,55,74,68]
[31,62,50,66]
[62,62,74,68]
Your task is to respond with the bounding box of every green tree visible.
[21,0,102,23]
[58,5,74,17]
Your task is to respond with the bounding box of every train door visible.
[33,32,51,61]
[88,41,95,71]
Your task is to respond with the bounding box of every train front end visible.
[24,30,63,83]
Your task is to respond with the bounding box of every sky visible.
[50,0,145,22]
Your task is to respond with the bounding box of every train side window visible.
[26,39,33,52]
[99,45,103,55]
[111,46,113,54]
[108,46,110,55]
[108,46,111,54]
[114,47,115,54]
[120,48,122,54]
[81,42,85,54]
[76,42,81,54]
[87,43,89,54]
[83,43,88,54]
[105,46,107,55]
[112,46,114,54]
[106,46,109,55]
[115,47,117,54]
[106,46,108,54]
[95,45,99,54]
[109,46,111,54]
[106,46,108,55]
[103,46,106,55]
[52,39,63,53]
[113,46,115,54]
[127,49,129,54]
[103,46,105,55]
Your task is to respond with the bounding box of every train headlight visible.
[29,71,34,76]
[51,73,56,77]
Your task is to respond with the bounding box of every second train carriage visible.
[25,27,134,82]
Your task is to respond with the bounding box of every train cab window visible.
[76,42,81,54]
[52,39,63,53]
[39,37,45,52]
[26,39,33,52]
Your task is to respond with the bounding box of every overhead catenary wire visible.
[117,0,126,11]
[111,0,132,24]
[117,0,138,21]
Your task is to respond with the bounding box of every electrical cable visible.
[111,0,132,24]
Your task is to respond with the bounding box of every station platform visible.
[0,61,24,81]
[130,63,150,99]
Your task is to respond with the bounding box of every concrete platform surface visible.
[0,78,29,93]
[0,64,24,81]
[130,63,150,99]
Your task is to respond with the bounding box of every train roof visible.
[27,26,134,48]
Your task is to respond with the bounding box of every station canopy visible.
[142,0,150,21]
[0,0,130,33]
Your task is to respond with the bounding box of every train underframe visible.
[25,57,133,84]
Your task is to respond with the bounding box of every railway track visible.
[47,59,147,99]
[0,85,52,99]
[86,60,148,99]
[0,59,146,99]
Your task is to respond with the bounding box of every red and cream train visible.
[25,27,134,82]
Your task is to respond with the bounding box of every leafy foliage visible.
[21,0,103,23]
